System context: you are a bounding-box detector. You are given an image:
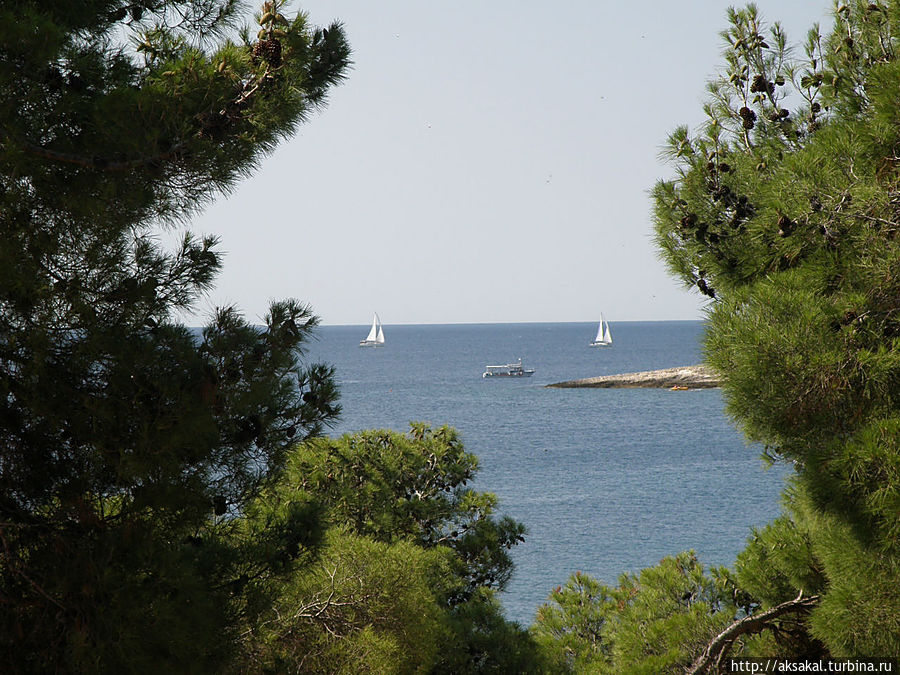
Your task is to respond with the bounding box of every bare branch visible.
[688,591,820,675]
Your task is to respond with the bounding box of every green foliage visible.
[735,499,825,608]
[0,1,349,671]
[239,529,455,674]
[533,553,736,674]
[274,424,527,601]
[611,553,734,673]
[532,571,616,673]
[237,426,543,674]
[652,0,900,660]
[807,520,900,655]
[737,482,900,656]
[435,588,549,675]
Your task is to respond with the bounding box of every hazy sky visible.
[185,0,832,326]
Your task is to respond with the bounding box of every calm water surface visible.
[303,321,789,625]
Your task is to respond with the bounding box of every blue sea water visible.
[303,321,790,625]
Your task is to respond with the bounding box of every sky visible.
[184,0,833,326]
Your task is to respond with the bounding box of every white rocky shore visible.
[546,364,719,389]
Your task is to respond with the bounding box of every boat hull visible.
[483,358,534,378]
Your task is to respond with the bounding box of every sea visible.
[302,321,791,626]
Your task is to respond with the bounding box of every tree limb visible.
[687,591,820,675]
[2,64,273,172]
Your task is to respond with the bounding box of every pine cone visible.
[253,38,283,67]
[750,74,767,93]
[777,214,793,237]
[261,38,282,66]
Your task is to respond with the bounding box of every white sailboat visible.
[359,312,385,347]
[590,314,612,347]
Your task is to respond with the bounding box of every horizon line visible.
[319,318,707,327]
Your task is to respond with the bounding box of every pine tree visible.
[532,554,737,674]
[653,0,900,658]
[0,1,349,671]
[238,425,543,674]
[274,424,527,600]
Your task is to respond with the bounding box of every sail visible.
[364,314,379,342]
[591,313,612,346]
[594,316,606,342]
[376,321,385,344]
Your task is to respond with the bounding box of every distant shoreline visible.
[546,364,719,389]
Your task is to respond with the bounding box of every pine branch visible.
[9,135,187,171]
[2,63,275,172]
[687,591,820,675]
